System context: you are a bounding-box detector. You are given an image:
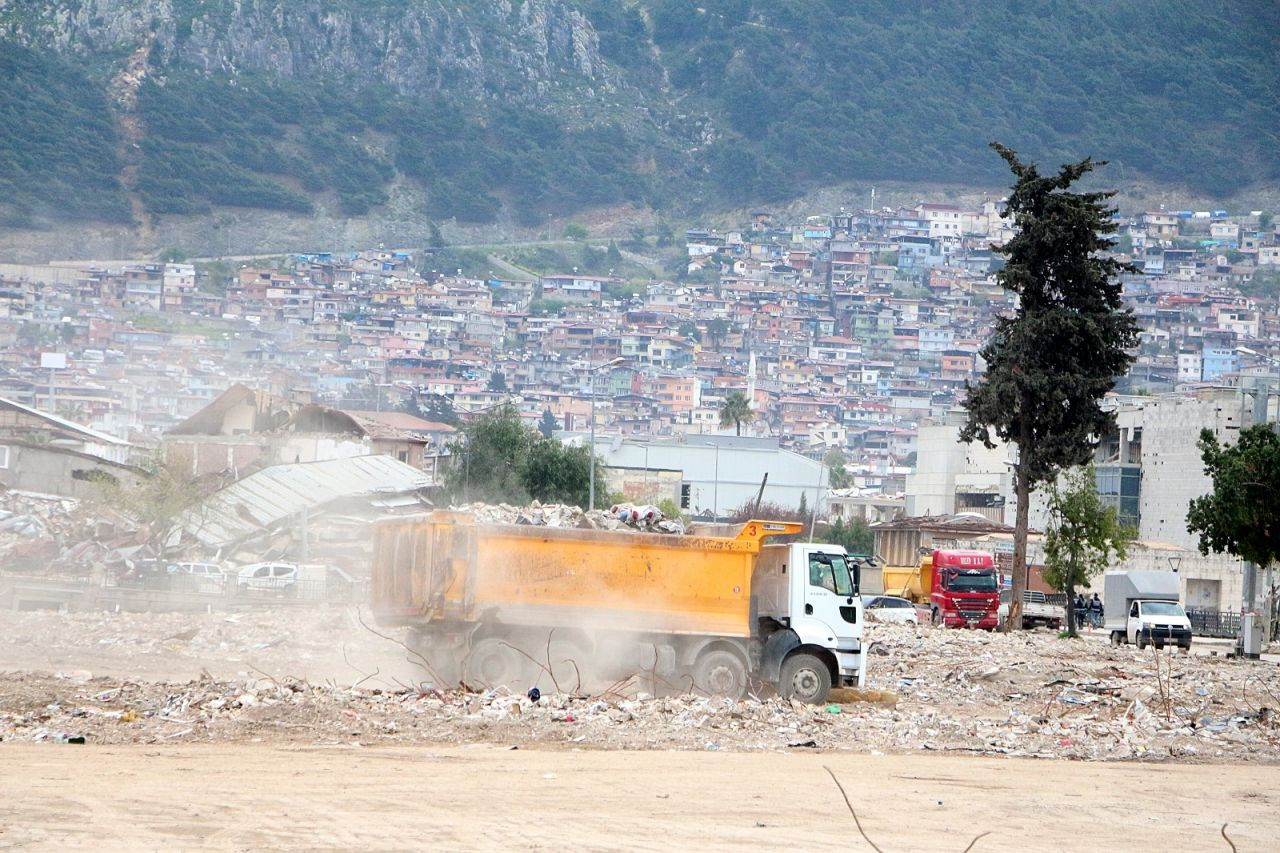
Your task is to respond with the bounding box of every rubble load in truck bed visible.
[2,611,1277,761]
[449,502,686,534]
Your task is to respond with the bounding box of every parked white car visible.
[862,595,920,625]
[171,561,226,592]
[237,562,298,593]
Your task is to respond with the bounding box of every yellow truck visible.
[371,512,866,703]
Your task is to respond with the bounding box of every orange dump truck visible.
[371,512,867,703]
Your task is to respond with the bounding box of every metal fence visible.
[1186,608,1241,638]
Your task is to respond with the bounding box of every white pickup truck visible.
[999,589,1066,629]
[1104,571,1192,651]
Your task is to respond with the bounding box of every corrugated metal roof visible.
[0,397,131,446]
[182,454,430,547]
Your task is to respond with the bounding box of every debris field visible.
[2,611,1277,761]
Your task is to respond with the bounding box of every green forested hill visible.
[0,0,1276,229]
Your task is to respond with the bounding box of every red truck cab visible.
[929,549,1000,630]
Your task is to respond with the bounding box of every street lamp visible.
[588,357,626,510]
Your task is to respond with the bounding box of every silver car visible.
[862,595,921,624]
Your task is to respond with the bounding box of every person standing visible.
[1089,593,1103,629]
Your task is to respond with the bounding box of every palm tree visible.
[719,391,755,436]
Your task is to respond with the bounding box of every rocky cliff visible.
[2,0,616,103]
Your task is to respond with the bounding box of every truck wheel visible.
[463,638,530,689]
[407,629,463,687]
[693,649,748,700]
[1136,633,1147,650]
[778,653,832,705]
[1110,631,1122,647]
[931,608,942,627]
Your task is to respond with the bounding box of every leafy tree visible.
[1259,211,1274,231]
[705,318,731,350]
[826,516,875,557]
[538,408,558,438]
[487,371,508,392]
[825,448,852,490]
[528,298,569,317]
[1237,267,1280,313]
[88,451,221,554]
[444,403,533,504]
[1186,425,1280,613]
[654,222,675,247]
[1042,465,1134,637]
[678,320,702,342]
[522,438,608,509]
[798,491,809,519]
[418,394,459,426]
[719,390,754,436]
[563,223,588,241]
[959,144,1140,630]
[607,240,623,264]
[443,403,604,508]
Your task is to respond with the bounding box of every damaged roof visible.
[180,454,430,548]
[870,513,1020,535]
[0,397,132,446]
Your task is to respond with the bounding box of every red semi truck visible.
[880,548,1003,629]
[928,549,1001,629]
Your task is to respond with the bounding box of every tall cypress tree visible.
[960,143,1139,630]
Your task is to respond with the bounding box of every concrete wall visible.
[602,466,682,507]
[0,444,143,499]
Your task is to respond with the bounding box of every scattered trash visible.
[0,612,1276,760]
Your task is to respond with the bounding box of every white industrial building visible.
[588,435,827,519]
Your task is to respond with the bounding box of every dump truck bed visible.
[373,513,798,638]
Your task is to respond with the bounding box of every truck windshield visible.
[810,554,855,597]
[1141,601,1186,617]
[948,572,997,592]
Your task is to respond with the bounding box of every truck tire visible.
[778,653,832,704]
[1110,631,1122,647]
[463,638,531,689]
[1136,633,1147,651]
[692,649,748,700]
[931,608,942,627]
[407,629,463,687]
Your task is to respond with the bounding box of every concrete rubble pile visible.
[2,611,1278,759]
[0,491,87,571]
[450,501,686,534]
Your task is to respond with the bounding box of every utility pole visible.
[587,355,625,511]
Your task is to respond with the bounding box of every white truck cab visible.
[1123,599,1193,650]
[754,542,866,700]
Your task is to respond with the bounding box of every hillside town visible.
[1,201,1279,618]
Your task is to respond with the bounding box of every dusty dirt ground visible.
[0,745,1277,851]
[3,606,1280,850]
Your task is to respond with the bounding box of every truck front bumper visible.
[943,613,999,630]
[836,647,866,688]
[1140,626,1193,646]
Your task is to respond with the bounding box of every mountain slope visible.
[0,0,1276,231]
